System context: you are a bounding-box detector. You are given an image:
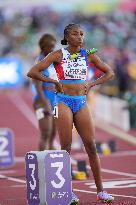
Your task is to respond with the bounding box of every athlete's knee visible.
[51,127,56,139]
[41,128,51,140]
[84,139,97,155]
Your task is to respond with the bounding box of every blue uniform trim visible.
[57,93,86,114]
[60,79,85,84]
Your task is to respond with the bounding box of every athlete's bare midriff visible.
[61,83,86,96]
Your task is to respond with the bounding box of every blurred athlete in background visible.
[32,34,58,150]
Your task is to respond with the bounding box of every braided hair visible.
[61,23,80,45]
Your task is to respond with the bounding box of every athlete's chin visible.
[77,42,83,46]
[72,42,83,47]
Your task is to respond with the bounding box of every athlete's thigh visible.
[57,103,73,145]
[33,99,53,133]
[73,104,95,142]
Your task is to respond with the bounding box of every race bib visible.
[62,57,88,80]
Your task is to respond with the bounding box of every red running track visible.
[0,89,136,205]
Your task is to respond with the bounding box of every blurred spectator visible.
[124,83,136,128]
[114,49,130,98]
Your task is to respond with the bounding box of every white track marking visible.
[73,150,136,159]
[96,119,136,145]
[11,185,26,188]
[74,189,136,199]
[101,168,136,178]
[73,177,136,183]
[8,93,38,129]
[15,156,25,162]
[108,150,136,157]
[0,174,26,183]
[0,170,16,174]
[86,179,136,188]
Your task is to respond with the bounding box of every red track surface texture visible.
[0,89,136,205]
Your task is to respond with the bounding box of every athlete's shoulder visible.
[50,49,62,58]
[87,48,98,63]
[48,49,63,64]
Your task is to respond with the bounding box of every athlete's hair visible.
[39,34,56,52]
[61,23,80,45]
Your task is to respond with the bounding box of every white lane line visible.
[15,157,25,163]
[74,189,136,199]
[101,168,136,178]
[110,150,136,157]
[73,177,136,183]
[73,150,136,159]
[0,174,26,183]
[11,185,26,188]
[0,170,16,174]
[8,93,38,129]
[2,185,26,188]
[9,93,136,178]
[95,119,136,145]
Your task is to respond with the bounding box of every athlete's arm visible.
[32,57,49,103]
[27,50,63,93]
[87,53,114,88]
[27,50,61,84]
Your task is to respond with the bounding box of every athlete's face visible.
[42,39,56,54]
[67,27,84,47]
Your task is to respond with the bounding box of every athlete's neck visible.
[67,46,81,55]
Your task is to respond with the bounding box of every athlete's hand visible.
[84,81,96,95]
[55,81,64,93]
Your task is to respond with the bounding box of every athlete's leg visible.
[57,103,79,204]
[56,103,73,154]
[46,90,57,150]
[48,118,56,150]
[73,104,103,193]
[33,99,53,151]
